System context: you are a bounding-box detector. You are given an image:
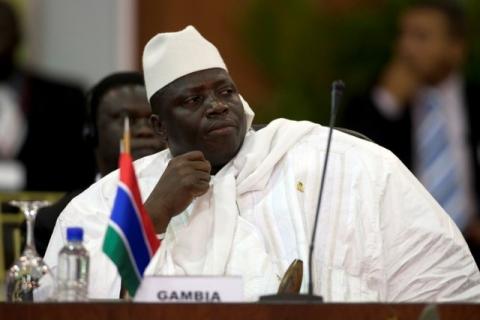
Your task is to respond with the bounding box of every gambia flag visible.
[102,119,160,297]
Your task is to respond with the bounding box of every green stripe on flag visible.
[102,225,141,296]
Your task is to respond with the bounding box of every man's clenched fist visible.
[145,151,211,233]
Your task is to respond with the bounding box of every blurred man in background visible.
[343,0,480,262]
[85,72,167,176]
[32,72,167,256]
[0,1,94,191]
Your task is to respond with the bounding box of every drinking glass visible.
[5,200,52,302]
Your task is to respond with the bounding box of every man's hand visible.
[145,151,211,233]
[378,58,421,108]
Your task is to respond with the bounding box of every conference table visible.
[1,302,479,320]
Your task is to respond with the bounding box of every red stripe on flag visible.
[119,153,160,254]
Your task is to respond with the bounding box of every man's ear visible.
[150,114,167,138]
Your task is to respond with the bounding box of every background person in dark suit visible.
[33,72,167,256]
[342,0,480,263]
[0,1,95,191]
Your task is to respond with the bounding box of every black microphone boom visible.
[260,80,345,302]
[308,80,345,297]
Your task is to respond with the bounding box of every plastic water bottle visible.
[55,227,89,301]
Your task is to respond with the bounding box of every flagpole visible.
[123,117,130,154]
[103,114,160,298]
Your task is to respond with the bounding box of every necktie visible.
[416,91,468,230]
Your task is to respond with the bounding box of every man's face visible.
[152,68,247,170]
[96,85,166,171]
[396,8,464,84]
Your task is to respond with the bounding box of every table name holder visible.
[134,276,243,303]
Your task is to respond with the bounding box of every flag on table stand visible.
[102,118,160,297]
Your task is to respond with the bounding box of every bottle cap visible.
[66,227,84,242]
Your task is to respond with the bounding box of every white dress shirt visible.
[0,84,26,190]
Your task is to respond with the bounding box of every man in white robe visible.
[40,26,480,302]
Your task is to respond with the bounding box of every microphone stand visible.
[260,80,345,303]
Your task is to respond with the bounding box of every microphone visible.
[307,80,345,297]
[260,80,345,302]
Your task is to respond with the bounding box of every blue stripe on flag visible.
[110,186,151,275]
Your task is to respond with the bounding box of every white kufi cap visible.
[143,25,227,100]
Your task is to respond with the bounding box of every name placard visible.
[134,276,244,303]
